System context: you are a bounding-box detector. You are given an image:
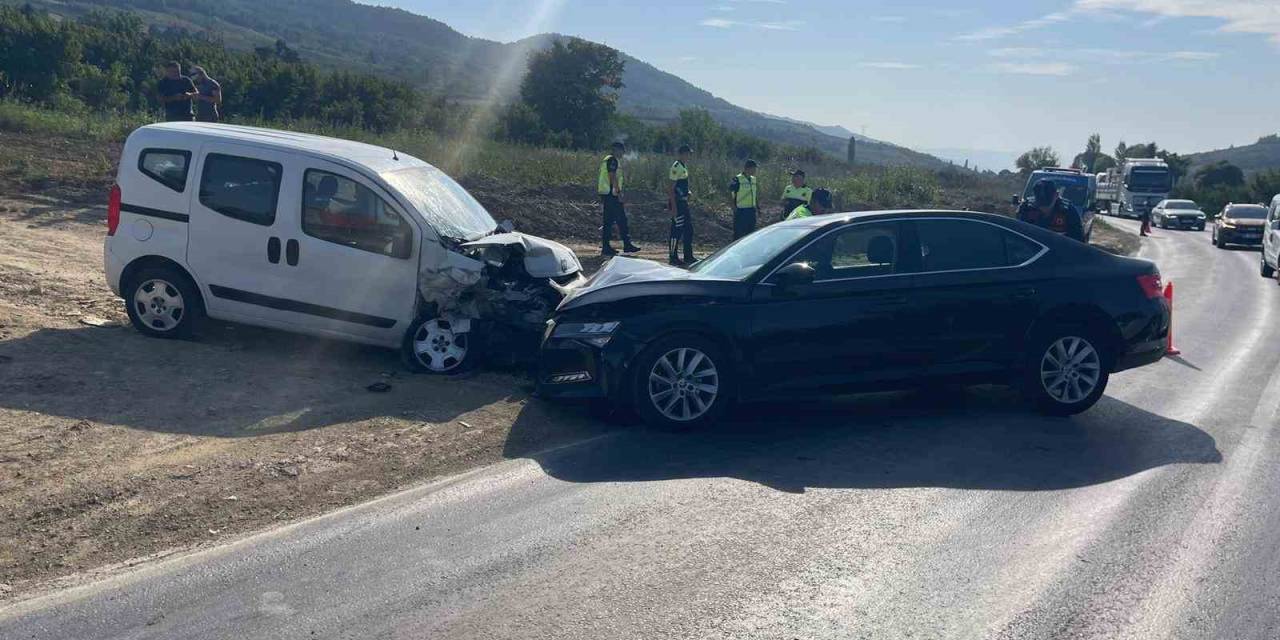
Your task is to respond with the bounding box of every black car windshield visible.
[381,165,497,241]
[689,225,813,280]
[1165,200,1199,210]
[1227,205,1267,219]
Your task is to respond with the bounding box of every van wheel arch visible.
[121,256,205,307]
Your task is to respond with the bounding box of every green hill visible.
[1187,134,1280,176]
[6,0,949,168]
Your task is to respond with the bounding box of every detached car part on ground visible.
[538,210,1170,429]
[104,123,582,374]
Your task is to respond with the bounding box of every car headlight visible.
[1222,220,1236,228]
[552,321,620,347]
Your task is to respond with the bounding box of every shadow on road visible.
[0,323,521,437]
[505,387,1221,493]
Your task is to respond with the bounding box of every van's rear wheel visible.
[124,266,202,339]
[402,316,475,374]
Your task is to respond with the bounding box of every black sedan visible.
[538,211,1169,429]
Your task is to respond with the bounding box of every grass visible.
[0,100,1012,212]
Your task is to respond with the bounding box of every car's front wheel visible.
[402,316,475,374]
[1261,255,1275,279]
[632,334,732,429]
[1023,326,1110,416]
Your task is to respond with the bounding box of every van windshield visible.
[381,166,497,241]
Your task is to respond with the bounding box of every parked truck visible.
[1095,158,1173,219]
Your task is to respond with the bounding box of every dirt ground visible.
[0,130,1139,602]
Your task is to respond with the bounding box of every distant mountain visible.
[10,0,950,167]
[1187,134,1280,176]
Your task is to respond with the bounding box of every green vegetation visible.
[1016,147,1061,174]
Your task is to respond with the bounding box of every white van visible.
[1263,193,1280,280]
[105,123,582,372]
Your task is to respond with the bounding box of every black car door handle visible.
[286,239,300,266]
[873,295,909,308]
[267,237,281,264]
[1011,286,1037,300]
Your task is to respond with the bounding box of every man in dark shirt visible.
[1018,179,1086,242]
[190,66,222,123]
[157,61,196,122]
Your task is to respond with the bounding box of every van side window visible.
[199,154,282,226]
[302,170,413,259]
[139,149,191,192]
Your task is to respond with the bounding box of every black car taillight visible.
[107,184,121,236]
[1136,273,1163,299]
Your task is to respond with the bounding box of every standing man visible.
[598,141,640,256]
[1018,179,1086,242]
[157,61,196,122]
[668,145,695,265]
[190,65,222,123]
[780,169,812,220]
[729,159,759,240]
[786,188,832,220]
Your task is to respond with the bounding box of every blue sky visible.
[383,1,1280,169]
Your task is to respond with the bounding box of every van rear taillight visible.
[107,184,121,236]
[1137,273,1163,299]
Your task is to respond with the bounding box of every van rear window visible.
[199,154,282,226]
[139,149,191,192]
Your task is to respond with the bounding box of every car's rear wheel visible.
[124,266,203,339]
[402,316,475,374]
[1261,256,1275,279]
[632,334,731,430]
[1023,326,1110,416]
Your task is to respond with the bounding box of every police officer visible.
[668,144,695,265]
[1018,179,1085,242]
[780,169,813,220]
[786,188,832,220]
[598,141,640,256]
[729,159,759,240]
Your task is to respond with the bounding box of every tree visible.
[1016,146,1060,174]
[1156,150,1190,184]
[1194,161,1245,191]
[1249,169,1280,203]
[847,136,856,165]
[1114,141,1127,161]
[517,38,624,149]
[1073,133,1105,172]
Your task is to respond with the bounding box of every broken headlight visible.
[552,321,620,347]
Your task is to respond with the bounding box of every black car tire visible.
[1022,324,1111,417]
[1261,257,1275,279]
[123,265,204,339]
[631,333,732,430]
[401,315,478,375]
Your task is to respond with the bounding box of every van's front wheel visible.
[402,316,476,374]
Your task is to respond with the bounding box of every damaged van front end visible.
[382,164,583,373]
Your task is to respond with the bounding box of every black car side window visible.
[793,223,899,281]
[917,219,1038,271]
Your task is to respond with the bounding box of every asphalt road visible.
[5,218,1280,639]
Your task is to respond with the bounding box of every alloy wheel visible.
[412,319,468,372]
[647,347,719,422]
[132,279,185,332]
[1040,336,1102,404]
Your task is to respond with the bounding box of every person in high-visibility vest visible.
[598,141,640,256]
[728,159,759,240]
[780,169,812,220]
[668,145,695,265]
[786,187,832,220]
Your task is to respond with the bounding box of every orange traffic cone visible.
[1164,281,1181,356]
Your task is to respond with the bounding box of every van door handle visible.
[267,237,281,264]
[286,239,299,266]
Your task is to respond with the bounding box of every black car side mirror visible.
[773,262,816,288]
[1010,194,1021,206]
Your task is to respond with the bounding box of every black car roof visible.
[775,209,1018,230]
